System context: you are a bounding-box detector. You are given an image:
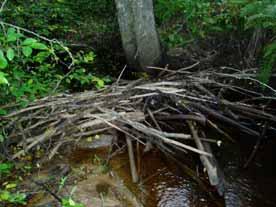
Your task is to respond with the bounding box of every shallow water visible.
[27,137,276,207]
[110,139,276,207]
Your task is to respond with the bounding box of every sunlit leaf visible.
[22,46,33,57]
[7,28,16,34]
[5,183,17,189]
[0,190,10,201]
[7,48,15,61]
[68,198,76,206]
[0,50,8,69]
[0,72,9,85]
[0,162,13,174]
[22,38,37,46]
[6,28,17,42]
[31,42,48,50]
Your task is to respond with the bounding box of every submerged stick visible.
[188,121,225,196]
[244,122,268,168]
[126,135,139,183]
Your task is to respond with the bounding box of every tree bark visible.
[115,0,162,72]
[115,0,138,67]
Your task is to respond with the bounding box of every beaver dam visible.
[1,66,276,206]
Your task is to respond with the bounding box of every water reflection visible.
[222,141,276,207]
[134,143,276,207]
[154,172,191,207]
[93,141,276,207]
[134,151,214,207]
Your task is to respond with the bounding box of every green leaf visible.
[31,42,48,50]
[0,162,13,174]
[68,198,76,206]
[0,190,11,201]
[22,46,33,57]
[7,28,16,34]
[33,51,50,63]
[0,72,9,85]
[0,108,7,116]
[62,198,84,207]
[22,38,37,46]
[6,48,15,61]
[6,28,17,42]
[0,50,8,69]
[96,79,105,88]
[7,33,17,42]
[92,77,105,89]
[5,183,17,189]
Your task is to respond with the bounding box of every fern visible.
[240,0,276,85]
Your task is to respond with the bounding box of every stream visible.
[27,134,276,207]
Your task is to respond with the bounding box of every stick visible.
[243,122,268,168]
[187,121,225,196]
[126,135,138,183]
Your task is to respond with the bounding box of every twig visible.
[115,64,127,85]
[0,0,8,13]
[243,122,268,168]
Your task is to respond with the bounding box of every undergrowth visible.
[155,0,276,84]
[0,0,115,110]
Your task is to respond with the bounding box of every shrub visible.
[240,0,276,84]
[0,26,108,111]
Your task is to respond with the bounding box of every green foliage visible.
[0,166,27,206]
[0,0,115,109]
[0,27,60,105]
[0,162,13,176]
[240,0,276,30]
[3,0,75,38]
[240,0,276,84]
[0,190,27,205]
[58,176,68,192]
[155,0,276,85]
[0,26,110,108]
[155,0,246,46]
[2,0,116,41]
[62,198,85,207]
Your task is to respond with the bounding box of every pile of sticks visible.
[1,66,276,195]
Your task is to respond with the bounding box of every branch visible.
[0,0,8,13]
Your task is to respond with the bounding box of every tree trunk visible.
[115,0,162,72]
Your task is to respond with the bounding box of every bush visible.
[240,0,276,84]
[0,0,116,114]
[0,26,109,111]
[155,0,246,46]
[155,0,276,84]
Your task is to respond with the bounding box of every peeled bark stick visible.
[187,121,225,196]
[126,135,139,183]
[188,102,260,137]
